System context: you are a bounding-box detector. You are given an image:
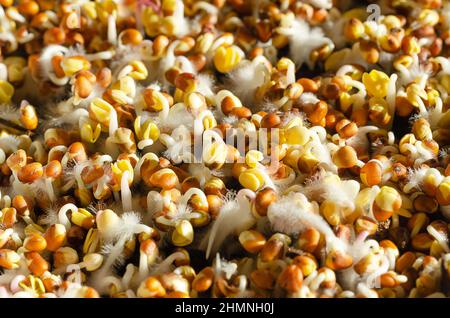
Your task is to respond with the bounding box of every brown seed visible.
[18,162,43,184]
[148,169,179,190]
[75,75,93,98]
[23,233,47,252]
[411,233,434,251]
[278,265,303,293]
[355,216,378,235]
[44,27,66,45]
[254,188,277,217]
[297,228,321,253]
[18,0,40,16]
[67,142,88,162]
[192,267,214,292]
[44,160,62,179]
[239,230,266,253]
[305,100,328,125]
[188,53,207,72]
[250,269,274,290]
[25,252,49,276]
[297,78,318,93]
[1,207,17,228]
[230,106,252,119]
[325,250,353,270]
[322,83,340,100]
[221,96,237,115]
[360,160,382,186]
[332,146,358,168]
[388,226,410,250]
[206,194,223,219]
[292,254,318,277]
[96,68,112,88]
[119,29,143,46]
[260,239,283,262]
[395,251,416,273]
[335,119,358,138]
[261,113,281,129]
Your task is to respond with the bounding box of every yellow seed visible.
[134,117,160,142]
[406,83,428,107]
[203,141,228,169]
[362,70,390,98]
[172,220,194,247]
[239,230,266,253]
[369,97,391,125]
[19,103,38,130]
[83,253,103,271]
[239,168,265,192]
[137,276,166,298]
[214,45,242,73]
[89,98,115,128]
[418,9,439,26]
[245,150,264,168]
[80,121,102,143]
[61,56,91,77]
[0,80,14,104]
[338,91,353,113]
[4,57,26,83]
[96,209,121,236]
[143,89,168,112]
[83,228,100,254]
[344,18,365,41]
[0,249,20,269]
[284,125,310,145]
[436,178,450,206]
[128,60,148,80]
[111,159,134,191]
[71,208,95,229]
[195,32,214,54]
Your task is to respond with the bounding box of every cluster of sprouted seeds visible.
[0,0,449,299]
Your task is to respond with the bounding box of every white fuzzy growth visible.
[160,125,193,164]
[171,0,190,37]
[39,45,69,83]
[346,125,379,153]
[396,54,430,87]
[160,103,195,130]
[0,134,20,154]
[221,115,240,126]
[90,211,150,294]
[213,253,238,280]
[0,104,19,122]
[109,212,143,241]
[226,59,268,105]
[406,167,428,189]
[298,92,320,106]
[196,73,215,100]
[267,192,336,243]
[202,191,255,259]
[323,9,347,49]
[39,205,61,226]
[302,172,359,207]
[278,19,333,69]
[404,167,443,192]
[46,107,89,128]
